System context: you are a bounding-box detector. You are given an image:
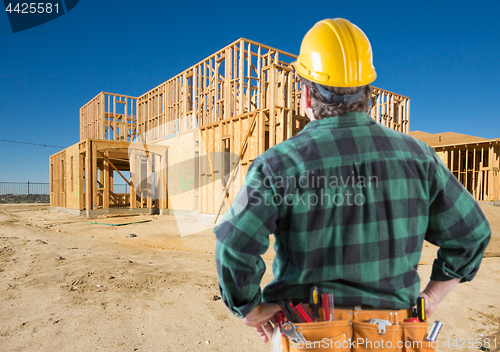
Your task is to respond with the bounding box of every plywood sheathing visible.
[154,131,197,212]
[50,144,82,209]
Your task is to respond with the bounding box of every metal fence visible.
[0,182,50,195]
[0,182,131,196]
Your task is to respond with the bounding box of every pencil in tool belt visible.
[309,285,320,320]
[321,293,334,321]
[286,300,306,323]
[417,296,427,322]
[296,302,316,323]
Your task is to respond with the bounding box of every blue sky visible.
[1,0,499,183]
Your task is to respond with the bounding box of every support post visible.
[103,150,110,209]
[92,142,97,209]
[85,141,92,211]
[130,151,136,209]
[472,147,477,199]
[269,65,276,148]
[465,147,469,192]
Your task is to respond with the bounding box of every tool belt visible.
[280,308,436,352]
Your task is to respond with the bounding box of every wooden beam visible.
[85,141,92,211]
[99,93,105,139]
[269,65,276,148]
[472,147,477,199]
[489,144,494,200]
[246,42,251,114]
[495,145,500,201]
[130,152,137,209]
[147,155,153,209]
[481,147,485,200]
[458,149,462,185]
[465,147,469,192]
[258,110,264,155]
[103,150,110,209]
[451,149,454,176]
[239,39,244,115]
[287,70,293,140]
[224,47,231,121]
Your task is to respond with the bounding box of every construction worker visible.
[215,18,491,348]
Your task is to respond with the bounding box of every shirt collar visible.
[302,111,376,131]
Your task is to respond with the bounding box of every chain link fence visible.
[0,182,131,196]
[0,182,50,204]
[0,182,50,195]
[0,182,130,204]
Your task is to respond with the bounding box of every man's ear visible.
[301,83,315,120]
[302,84,311,109]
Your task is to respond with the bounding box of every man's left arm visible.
[421,149,491,317]
[425,152,491,284]
[215,159,280,328]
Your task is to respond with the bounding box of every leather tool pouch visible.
[281,309,436,352]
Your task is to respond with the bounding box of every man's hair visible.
[300,76,373,119]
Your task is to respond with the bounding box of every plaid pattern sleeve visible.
[215,112,491,315]
[215,159,279,318]
[426,148,491,282]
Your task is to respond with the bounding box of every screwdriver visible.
[309,286,320,320]
[417,296,426,322]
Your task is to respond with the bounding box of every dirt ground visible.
[0,204,499,352]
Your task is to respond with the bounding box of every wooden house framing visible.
[50,38,411,218]
[436,141,500,201]
[80,92,138,142]
[410,131,500,202]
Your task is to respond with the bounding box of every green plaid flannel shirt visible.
[215,112,491,318]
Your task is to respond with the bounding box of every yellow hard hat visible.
[293,18,376,87]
